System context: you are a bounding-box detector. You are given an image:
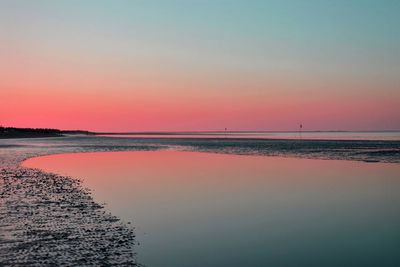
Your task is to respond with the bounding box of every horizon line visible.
[3,126,400,134]
[94,130,400,135]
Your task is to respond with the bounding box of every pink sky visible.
[1,1,399,131]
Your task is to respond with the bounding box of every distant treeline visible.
[0,127,93,139]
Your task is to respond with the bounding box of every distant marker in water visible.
[299,123,303,139]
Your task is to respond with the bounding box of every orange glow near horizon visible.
[1,1,399,131]
[1,82,398,131]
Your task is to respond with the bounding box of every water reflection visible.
[24,151,400,266]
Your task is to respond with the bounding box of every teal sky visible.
[1,0,399,131]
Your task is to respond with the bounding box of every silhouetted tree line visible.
[0,127,95,138]
[0,127,63,138]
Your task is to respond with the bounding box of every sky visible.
[1,0,399,131]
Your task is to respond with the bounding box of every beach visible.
[2,0,400,265]
[1,135,400,266]
[0,138,158,266]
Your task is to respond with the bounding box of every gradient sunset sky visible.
[1,0,399,131]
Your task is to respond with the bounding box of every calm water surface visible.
[24,151,400,266]
[99,131,400,140]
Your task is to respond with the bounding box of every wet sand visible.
[0,138,158,266]
[0,168,136,265]
[1,136,399,265]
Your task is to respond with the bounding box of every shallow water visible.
[99,131,400,140]
[24,151,400,266]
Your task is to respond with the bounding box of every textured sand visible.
[0,168,136,266]
[0,138,159,266]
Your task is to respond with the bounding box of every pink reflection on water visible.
[23,151,400,267]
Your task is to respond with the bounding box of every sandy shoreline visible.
[1,136,400,265]
[0,168,136,265]
[0,138,159,266]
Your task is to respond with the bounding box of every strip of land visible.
[0,127,93,139]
